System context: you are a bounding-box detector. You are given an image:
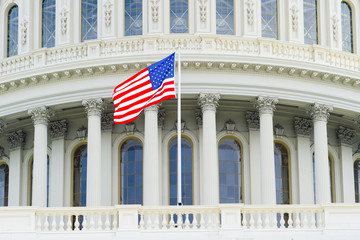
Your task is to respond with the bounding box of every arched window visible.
[312,153,335,203]
[81,0,97,42]
[7,5,19,57]
[29,156,50,206]
[125,0,142,36]
[303,0,318,44]
[119,138,143,204]
[170,0,188,33]
[341,1,353,53]
[0,163,9,206]
[274,142,291,204]
[219,137,242,203]
[169,137,193,205]
[354,159,360,203]
[72,144,87,206]
[216,0,234,35]
[42,0,56,48]
[261,0,278,39]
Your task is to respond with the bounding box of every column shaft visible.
[313,120,331,204]
[340,145,355,203]
[49,138,65,207]
[259,113,276,204]
[143,106,159,206]
[101,130,112,206]
[249,129,261,204]
[32,123,48,207]
[87,114,102,206]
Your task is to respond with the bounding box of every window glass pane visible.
[354,160,360,203]
[7,5,19,57]
[312,154,335,203]
[120,139,143,204]
[219,138,242,203]
[0,164,9,206]
[341,1,353,53]
[81,0,97,41]
[42,0,56,48]
[216,0,234,35]
[169,137,193,205]
[170,0,188,33]
[303,0,318,44]
[274,143,290,204]
[261,0,278,39]
[73,145,87,206]
[125,0,142,36]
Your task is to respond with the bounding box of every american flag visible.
[113,53,176,124]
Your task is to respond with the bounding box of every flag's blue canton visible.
[148,53,175,90]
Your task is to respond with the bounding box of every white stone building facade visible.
[0,0,360,239]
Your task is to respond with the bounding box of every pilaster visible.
[7,130,26,206]
[294,117,313,204]
[336,126,356,203]
[49,120,67,207]
[101,113,113,206]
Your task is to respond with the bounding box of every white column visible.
[294,117,314,204]
[337,126,356,203]
[82,98,104,207]
[158,109,165,205]
[49,120,67,207]
[101,113,113,206]
[309,103,333,204]
[246,111,261,204]
[28,106,52,207]
[7,130,26,206]
[255,96,278,205]
[195,109,203,205]
[143,104,160,206]
[198,93,220,205]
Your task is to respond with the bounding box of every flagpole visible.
[177,42,182,206]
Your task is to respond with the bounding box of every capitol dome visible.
[0,0,359,239]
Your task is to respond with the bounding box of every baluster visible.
[242,211,248,229]
[169,212,175,229]
[200,212,205,229]
[58,214,64,232]
[176,212,182,228]
[66,214,72,231]
[310,210,316,229]
[207,211,213,229]
[112,212,118,230]
[192,212,198,229]
[36,214,42,231]
[44,215,50,232]
[51,214,57,231]
[287,211,293,229]
[280,211,285,229]
[317,210,323,228]
[249,211,255,229]
[161,213,167,229]
[89,213,95,230]
[82,214,88,231]
[264,211,270,229]
[74,215,80,231]
[184,212,190,229]
[139,213,145,229]
[105,213,111,231]
[294,212,300,229]
[97,212,103,230]
[302,211,309,228]
[215,211,220,228]
[271,211,278,228]
[148,213,154,229]
[153,213,160,229]
[258,211,264,229]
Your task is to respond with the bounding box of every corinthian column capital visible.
[336,126,356,145]
[255,96,278,114]
[144,103,161,113]
[28,106,52,125]
[198,93,220,112]
[308,103,333,122]
[82,98,105,117]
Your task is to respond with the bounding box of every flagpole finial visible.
[178,41,181,47]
